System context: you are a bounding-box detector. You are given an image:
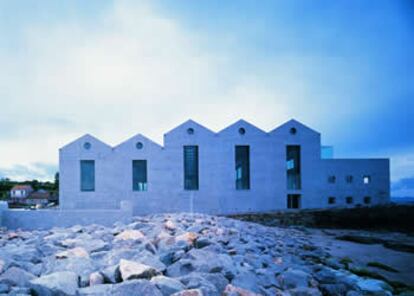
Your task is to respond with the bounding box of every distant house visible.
[10,185,33,199]
[25,189,51,206]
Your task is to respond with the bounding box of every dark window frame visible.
[80,160,95,192]
[235,145,250,190]
[328,196,336,204]
[132,160,148,192]
[184,145,199,190]
[286,145,301,190]
[346,196,353,204]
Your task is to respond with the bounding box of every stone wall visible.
[0,201,133,230]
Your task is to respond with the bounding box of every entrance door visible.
[287,194,301,209]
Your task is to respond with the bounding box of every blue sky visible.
[0,0,413,196]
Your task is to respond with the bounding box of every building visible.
[10,185,33,199]
[59,119,390,215]
[24,190,51,207]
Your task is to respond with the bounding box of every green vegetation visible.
[367,261,399,273]
[0,172,59,200]
[349,267,387,281]
[339,256,353,269]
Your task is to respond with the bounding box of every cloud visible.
[0,0,412,181]
[392,177,414,198]
[0,163,57,182]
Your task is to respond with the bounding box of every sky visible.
[0,0,413,197]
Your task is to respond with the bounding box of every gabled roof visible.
[11,185,33,191]
[218,119,267,136]
[164,119,215,136]
[114,133,162,149]
[270,119,320,135]
[60,134,111,150]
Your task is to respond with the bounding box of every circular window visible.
[238,127,246,135]
[290,127,297,135]
[187,128,194,135]
[136,142,143,150]
[83,142,91,150]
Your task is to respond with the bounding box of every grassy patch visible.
[349,267,387,281]
[339,256,353,269]
[367,261,399,273]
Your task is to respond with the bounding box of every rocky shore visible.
[0,213,409,295]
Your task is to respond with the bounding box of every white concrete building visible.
[59,119,390,215]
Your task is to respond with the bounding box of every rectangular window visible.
[346,196,353,204]
[184,146,199,190]
[328,196,336,204]
[235,145,250,190]
[80,160,95,192]
[364,196,371,204]
[287,194,301,209]
[286,145,301,190]
[346,175,353,183]
[363,175,371,184]
[133,160,148,191]
[328,176,336,183]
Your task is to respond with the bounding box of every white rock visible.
[114,230,145,241]
[119,259,160,281]
[55,247,89,259]
[29,271,79,296]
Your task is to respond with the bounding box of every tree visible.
[54,172,59,191]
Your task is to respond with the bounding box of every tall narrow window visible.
[133,160,147,191]
[286,145,301,190]
[235,145,250,190]
[80,160,95,192]
[184,146,199,190]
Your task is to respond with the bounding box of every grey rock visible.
[111,280,162,296]
[356,279,393,296]
[151,275,186,295]
[277,268,311,289]
[289,287,322,296]
[0,267,35,287]
[29,271,79,296]
[89,272,104,286]
[77,284,113,296]
[101,265,121,283]
[171,288,204,296]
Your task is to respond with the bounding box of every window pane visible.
[80,160,95,192]
[287,145,301,190]
[184,146,199,190]
[235,145,250,190]
[133,160,147,191]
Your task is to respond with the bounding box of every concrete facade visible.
[59,119,390,215]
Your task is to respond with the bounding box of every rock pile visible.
[0,213,395,295]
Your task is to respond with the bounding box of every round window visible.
[187,128,194,135]
[290,127,297,135]
[136,142,143,150]
[238,127,246,135]
[83,142,91,150]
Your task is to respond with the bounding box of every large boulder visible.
[277,268,311,289]
[151,275,186,295]
[223,284,262,296]
[111,280,162,296]
[114,230,145,241]
[119,259,160,281]
[0,267,35,287]
[55,247,89,259]
[356,279,393,296]
[29,271,79,296]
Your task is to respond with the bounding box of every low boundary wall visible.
[0,201,133,230]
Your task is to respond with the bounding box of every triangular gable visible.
[114,133,163,150]
[218,119,267,136]
[270,119,320,136]
[164,119,216,137]
[60,134,112,151]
